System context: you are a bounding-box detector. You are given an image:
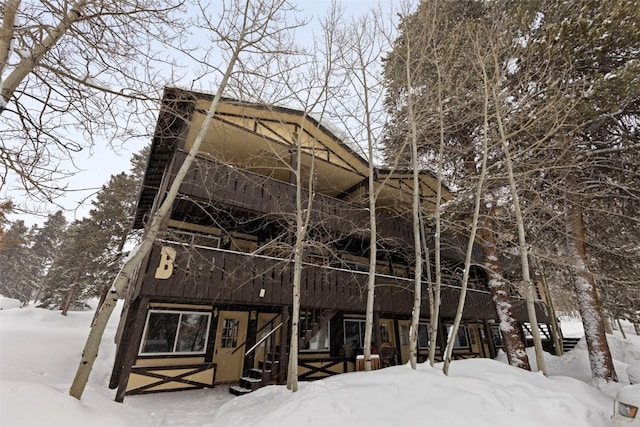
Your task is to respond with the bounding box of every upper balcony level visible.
[171,150,414,249]
[134,88,451,240]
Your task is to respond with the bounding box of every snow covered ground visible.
[1,297,639,427]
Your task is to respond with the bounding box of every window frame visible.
[490,325,504,348]
[417,322,432,349]
[139,309,212,356]
[445,324,471,349]
[299,313,331,353]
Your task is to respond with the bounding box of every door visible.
[397,319,411,364]
[213,310,249,383]
[378,318,397,366]
[468,323,491,358]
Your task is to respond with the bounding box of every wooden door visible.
[213,310,249,383]
[468,323,490,358]
[397,319,411,364]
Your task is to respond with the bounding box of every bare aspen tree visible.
[331,7,395,371]
[394,8,423,370]
[0,1,184,207]
[281,3,344,391]
[467,18,542,372]
[69,0,298,400]
[441,52,490,375]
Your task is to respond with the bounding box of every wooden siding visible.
[133,242,547,322]
[126,363,216,396]
[138,242,413,313]
[173,151,413,248]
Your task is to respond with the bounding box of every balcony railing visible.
[171,151,413,248]
[137,242,415,313]
[134,242,519,321]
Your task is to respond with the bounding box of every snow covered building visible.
[109,87,554,401]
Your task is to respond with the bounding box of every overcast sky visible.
[8,0,399,228]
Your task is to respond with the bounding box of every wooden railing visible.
[171,151,413,248]
[137,242,419,314]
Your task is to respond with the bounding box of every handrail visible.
[230,314,279,355]
[244,322,283,357]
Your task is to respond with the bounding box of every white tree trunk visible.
[491,85,547,375]
[442,63,490,375]
[68,2,252,399]
[363,99,377,373]
[402,31,422,370]
[0,0,21,80]
[286,140,314,391]
[428,54,447,367]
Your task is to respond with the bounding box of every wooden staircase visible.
[229,309,336,396]
[562,337,581,352]
[229,352,281,396]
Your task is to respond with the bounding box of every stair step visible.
[249,368,266,379]
[258,360,278,371]
[562,337,581,352]
[229,385,253,396]
[239,375,264,390]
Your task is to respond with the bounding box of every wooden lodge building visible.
[109,87,554,401]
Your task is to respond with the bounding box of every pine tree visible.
[382,0,535,370]
[39,148,146,312]
[0,220,32,303]
[520,0,640,382]
[31,211,68,304]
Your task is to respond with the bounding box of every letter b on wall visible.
[155,246,176,279]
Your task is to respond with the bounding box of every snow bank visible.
[0,295,21,310]
[212,359,611,427]
[2,307,638,427]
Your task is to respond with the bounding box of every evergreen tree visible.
[520,0,640,382]
[39,148,147,312]
[382,0,537,370]
[383,0,639,381]
[30,211,68,304]
[0,200,14,249]
[0,220,32,303]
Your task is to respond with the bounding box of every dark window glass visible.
[221,318,239,348]
[176,314,209,352]
[141,311,210,355]
[418,323,430,349]
[446,324,470,348]
[490,326,504,347]
[142,312,179,353]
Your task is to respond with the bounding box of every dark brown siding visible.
[136,242,549,322]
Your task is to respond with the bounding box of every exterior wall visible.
[126,364,216,395]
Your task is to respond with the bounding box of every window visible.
[140,310,211,355]
[221,318,240,348]
[344,319,366,350]
[300,312,330,352]
[418,323,431,349]
[344,319,396,356]
[445,324,470,348]
[490,325,504,348]
[399,325,409,346]
[380,323,391,344]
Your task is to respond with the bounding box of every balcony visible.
[172,151,413,249]
[134,242,518,320]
